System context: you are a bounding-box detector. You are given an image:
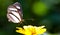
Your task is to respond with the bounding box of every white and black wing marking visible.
[7,2,23,23]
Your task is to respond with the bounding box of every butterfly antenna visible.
[24,19,34,21]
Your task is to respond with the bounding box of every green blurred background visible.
[0,0,60,35]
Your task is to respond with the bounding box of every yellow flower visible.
[16,25,46,35]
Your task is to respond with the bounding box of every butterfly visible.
[7,2,34,23]
[7,2,23,23]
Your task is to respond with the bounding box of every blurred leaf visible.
[0,0,13,16]
[32,1,48,16]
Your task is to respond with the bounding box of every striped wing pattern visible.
[7,2,23,23]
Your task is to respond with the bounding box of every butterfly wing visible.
[7,2,23,23]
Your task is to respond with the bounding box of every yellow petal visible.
[16,27,25,34]
[23,25,32,35]
[38,26,45,29]
[39,28,46,34]
[16,27,22,29]
[23,26,28,30]
[24,30,32,35]
[35,27,46,34]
